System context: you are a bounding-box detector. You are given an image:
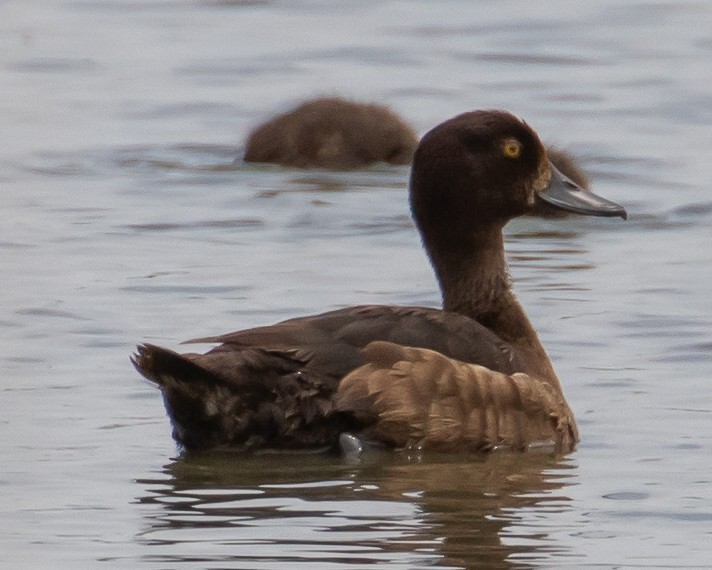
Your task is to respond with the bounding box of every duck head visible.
[410,110,627,248]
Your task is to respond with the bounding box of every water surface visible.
[2,1,712,568]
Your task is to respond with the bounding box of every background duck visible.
[242,97,418,169]
[134,110,626,455]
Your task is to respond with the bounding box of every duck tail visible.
[132,343,211,388]
[132,343,350,452]
[131,343,241,450]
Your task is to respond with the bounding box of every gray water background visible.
[2,1,711,568]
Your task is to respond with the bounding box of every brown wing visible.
[187,304,520,380]
[335,341,578,453]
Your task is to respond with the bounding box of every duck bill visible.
[538,164,628,219]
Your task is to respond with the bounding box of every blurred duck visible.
[243,97,418,169]
[134,110,626,455]
[545,147,589,189]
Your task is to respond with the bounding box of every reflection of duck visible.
[367,453,577,568]
[243,97,418,169]
[137,451,576,568]
[133,110,626,454]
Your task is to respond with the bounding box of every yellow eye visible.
[502,139,522,159]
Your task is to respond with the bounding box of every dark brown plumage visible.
[134,109,626,454]
[243,97,418,169]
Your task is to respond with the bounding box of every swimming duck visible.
[134,110,626,454]
[242,97,418,169]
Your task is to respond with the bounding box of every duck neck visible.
[428,225,559,383]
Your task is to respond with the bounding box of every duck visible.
[134,109,626,454]
[242,97,419,170]
[242,97,591,193]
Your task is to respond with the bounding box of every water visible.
[2,1,711,568]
